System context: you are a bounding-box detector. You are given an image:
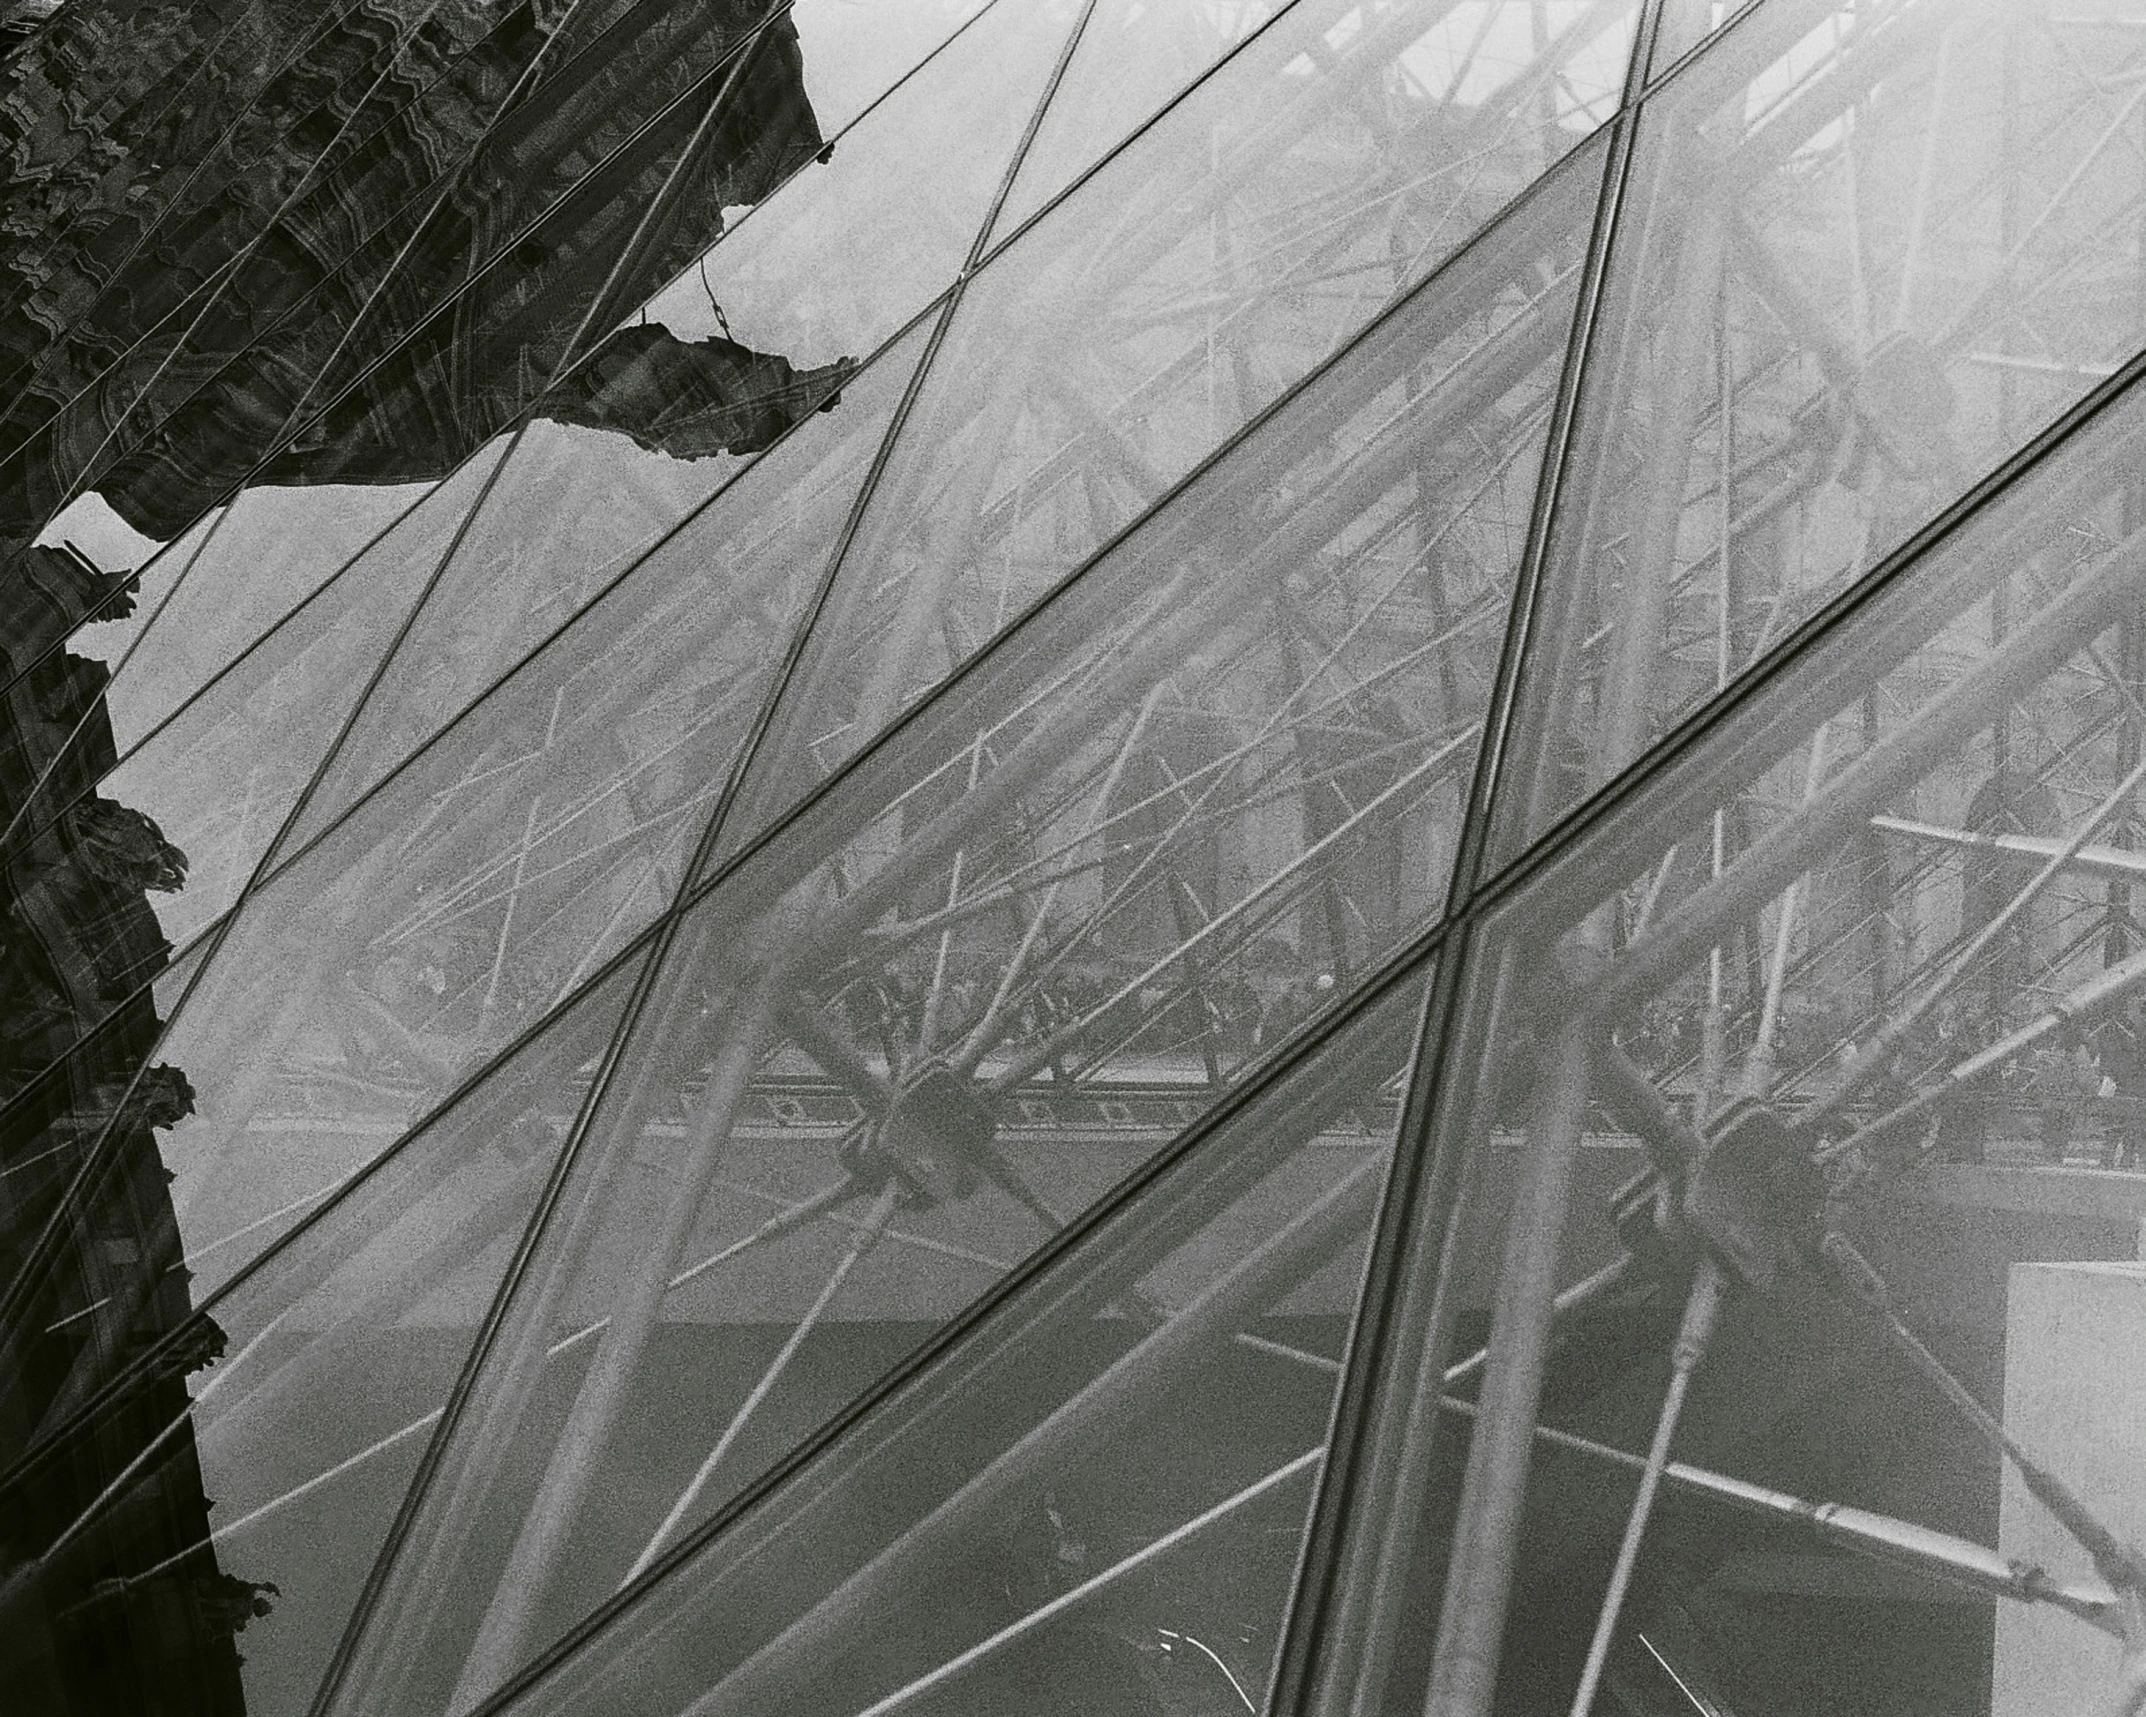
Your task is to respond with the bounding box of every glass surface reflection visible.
[328,963,1432,1717]
[1504,0,2146,854]
[715,0,1638,856]
[1320,358,2146,1715]
[0,949,643,1717]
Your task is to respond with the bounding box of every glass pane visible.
[712,0,1636,856]
[95,314,937,1298]
[101,482,437,745]
[287,0,1082,846]
[1501,0,2146,854]
[1317,366,2146,1715]
[986,0,1285,244]
[0,946,645,1717]
[322,954,1432,1717]
[287,151,1591,1702]
[1,0,994,738]
[85,443,515,951]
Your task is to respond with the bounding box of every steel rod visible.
[683,1157,1386,1717]
[1567,1256,1725,1717]
[624,1179,902,1586]
[1424,1012,1594,1717]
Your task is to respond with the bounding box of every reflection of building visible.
[0,0,847,548]
[0,0,844,1708]
[15,3,2146,1717]
[0,545,254,1710]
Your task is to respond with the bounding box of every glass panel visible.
[84,443,516,951]
[101,482,437,745]
[6,172,1580,1660]
[244,3,832,497]
[1312,365,2146,1714]
[0,945,646,1717]
[287,0,1081,847]
[712,0,1636,858]
[93,314,938,1299]
[1502,0,2146,854]
[0,0,996,708]
[321,952,1431,1717]
[986,0,1287,243]
[289,155,1590,1705]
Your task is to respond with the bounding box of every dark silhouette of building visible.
[0,1,840,1706]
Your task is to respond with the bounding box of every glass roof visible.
[8,3,2146,1716]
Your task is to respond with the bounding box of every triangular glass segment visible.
[100,479,439,746]
[275,149,1592,1704]
[1493,0,2146,859]
[714,107,1611,871]
[1329,360,2146,1717]
[323,956,1431,1717]
[985,0,1286,245]
[13,440,517,959]
[0,942,648,1717]
[708,0,1633,861]
[277,0,1079,857]
[82,314,938,1295]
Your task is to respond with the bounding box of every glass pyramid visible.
[6,2,2146,1715]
